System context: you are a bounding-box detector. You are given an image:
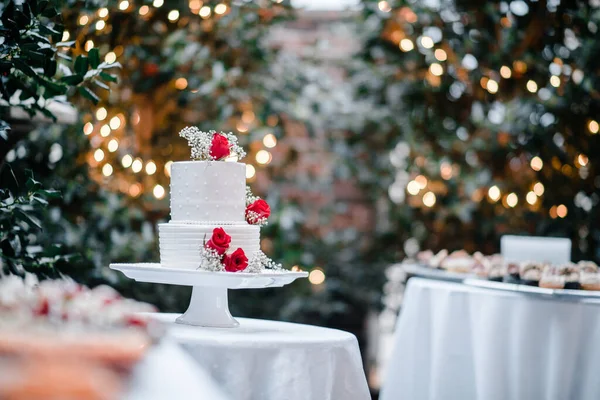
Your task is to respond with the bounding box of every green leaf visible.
[14,209,42,230]
[38,24,61,37]
[41,6,58,18]
[88,48,100,68]
[40,190,61,199]
[56,52,72,61]
[60,74,83,85]
[78,86,100,104]
[43,58,57,77]
[93,79,110,90]
[26,177,42,191]
[13,59,38,78]
[74,55,89,76]
[99,71,118,83]
[97,61,122,70]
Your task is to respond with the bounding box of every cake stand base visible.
[109,263,307,328]
[176,286,239,328]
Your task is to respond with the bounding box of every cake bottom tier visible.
[158,223,260,270]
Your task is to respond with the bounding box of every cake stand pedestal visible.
[110,263,308,328]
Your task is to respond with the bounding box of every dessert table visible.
[380,278,600,400]
[152,314,371,400]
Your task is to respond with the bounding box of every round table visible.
[380,278,600,400]
[152,314,371,400]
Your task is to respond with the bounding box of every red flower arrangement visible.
[245,199,270,225]
[201,227,248,272]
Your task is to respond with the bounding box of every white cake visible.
[159,161,261,269]
[158,128,276,272]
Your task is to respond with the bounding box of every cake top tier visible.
[179,127,246,161]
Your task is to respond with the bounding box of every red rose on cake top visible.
[246,199,270,224]
[224,248,248,272]
[209,133,231,160]
[206,227,231,255]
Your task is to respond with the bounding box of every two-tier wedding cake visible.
[158,127,279,273]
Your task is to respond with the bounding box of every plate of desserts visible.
[403,249,600,298]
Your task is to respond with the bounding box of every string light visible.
[256,150,271,165]
[242,110,255,123]
[530,156,543,171]
[236,121,249,133]
[98,8,108,17]
[550,75,560,87]
[118,0,129,10]
[95,20,105,30]
[100,124,111,137]
[102,164,113,177]
[588,120,599,134]
[308,268,326,285]
[263,134,277,148]
[94,149,105,162]
[164,161,173,177]
[175,78,188,90]
[96,107,107,120]
[423,191,436,207]
[429,63,443,76]
[526,80,538,93]
[246,164,256,179]
[420,36,434,49]
[406,180,420,195]
[168,10,180,21]
[153,0,164,7]
[291,265,302,272]
[506,192,518,208]
[146,161,157,175]
[578,154,589,167]
[189,0,202,13]
[486,79,499,94]
[105,52,117,64]
[85,40,94,51]
[107,139,119,152]
[132,112,140,126]
[488,185,501,202]
[549,205,558,219]
[153,184,165,199]
[526,191,537,205]
[378,1,391,12]
[399,39,414,52]
[79,15,89,25]
[214,3,227,14]
[139,5,149,15]
[533,182,544,196]
[131,158,143,173]
[199,6,211,18]
[440,162,452,180]
[62,31,70,41]
[108,116,120,130]
[83,122,93,135]
[557,204,568,218]
[122,154,133,168]
[500,66,511,79]
[129,183,142,198]
[415,175,428,189]
[434,49,447,61]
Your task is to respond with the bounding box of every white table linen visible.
[153,314,371,400]
[126,339,231,400]
[380,278,600,400]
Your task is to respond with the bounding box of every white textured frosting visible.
[159,223,260,269]
[170,161,246,222]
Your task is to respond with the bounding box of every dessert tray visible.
[111,263,308,328]
[402,262,480,282]
[463,279,600,300]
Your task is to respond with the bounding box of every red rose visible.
[223,248,248,272]
[245,199,271,224]
[210,134,231,160]
[206,227,231,255]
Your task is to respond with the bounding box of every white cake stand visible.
[110,263,308,328]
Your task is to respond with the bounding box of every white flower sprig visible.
[245,186,260,206]
[179,127,246,161]
[245,186,268,226]
[198,246,225,272]
[246,250,283,273]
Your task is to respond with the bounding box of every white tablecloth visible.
[380,278,600,400]
[126,339,231,399]
[153,314,371,400]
